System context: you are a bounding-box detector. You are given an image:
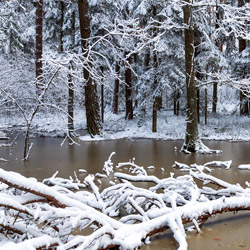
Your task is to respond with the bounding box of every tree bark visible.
[152,5,160,133]
[112,62,120,114]
[197,87,200,124]
[212,1,223,114]
[68,64,74,136]
[212,82,218,113]
[239,0,249,115]
[182,0,199,152]
[152,100,157,133]
[195,36,201,124]
[67,9,76,136]
[205,88,208,125]
[152,50,159,132]
[174,89,180,116]
[100,66,104,123]
[138,49,150,126]
[78,0,102,135]
[36,0,43,95]
[59,0,64,52]
[125,55,133,120]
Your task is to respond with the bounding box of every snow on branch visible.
[0,156,250,249]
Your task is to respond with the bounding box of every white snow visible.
[238,164,250,170]
[76,110,250,143]
[204,160,232,169]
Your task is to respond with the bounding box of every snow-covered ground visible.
[80,109,250,142]
[0,109,249,141]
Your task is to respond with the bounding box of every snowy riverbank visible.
[0,109,249,142]
[79,110,250,142]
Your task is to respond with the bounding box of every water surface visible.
[1,138,250,249]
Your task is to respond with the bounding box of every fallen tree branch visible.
[0,158,250,250]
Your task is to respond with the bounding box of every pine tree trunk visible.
[152,51,159,132]
[67,9,76,137]
[212,82,217,113]
[174,89,177,115]
[197,87,200,124]
[138,49,150,127]
[112,62,120,114]
[152,100,157,133]
[195,37,201,124]
[212,3,221,114]
[205,88,208,125]
[78,0,101,135]
[36,0,43,95]
[125,55,133,120]
[59,1,64,52]
[100,66,104,123]
[176,89,180,116]
[68,64,74,135]
[101,84,104,123]
[182,0,199,152]
[152,5,160,132]
[239,0,249,115]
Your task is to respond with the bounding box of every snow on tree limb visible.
[1,156,250,249]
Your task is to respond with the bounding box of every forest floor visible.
[0,109,249,142]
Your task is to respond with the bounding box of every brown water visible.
[1,138,250,249]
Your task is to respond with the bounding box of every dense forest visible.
[0,0,250,157]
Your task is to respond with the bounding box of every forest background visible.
[0,0,250,157]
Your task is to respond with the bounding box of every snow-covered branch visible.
[1,155,250,249]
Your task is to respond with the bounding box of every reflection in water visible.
[1,138,250,249]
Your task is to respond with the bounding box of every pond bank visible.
[1,110,250,142]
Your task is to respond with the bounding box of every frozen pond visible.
[1,137,250,249]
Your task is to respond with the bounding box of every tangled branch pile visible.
[0,154,250,250]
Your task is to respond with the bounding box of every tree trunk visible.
[177,93,180,116]
[197,87,200,124]
[205,88,208,125]
[239,0,249,115]
[36,0,43,95]
[152,100,157,133]
[112,62,120,114]
[212,82,218,113]
[182,0,200,152]
[78,0,102,136]
[212,2,223,114]
[68,63,74,136]
[138,49,150,126]
[67,8,76,137]
[125,55,133,120]
[174,90,177,115]
[59,1,64,52]
[240,91,249,115]
[195,36,201,124]
[152,5,160,133]
[134,53,139,109]
[101,83,104,123]
[152,50,159,132]
[100,66,104,123]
